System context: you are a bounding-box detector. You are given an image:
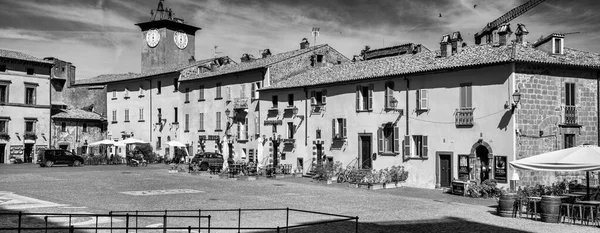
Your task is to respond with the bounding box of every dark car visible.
[191,152,233,171]
[37,149,84,167]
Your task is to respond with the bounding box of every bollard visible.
[163,212,167,233]
[18,211,22,233]
[95,215,98,233]
[286,208,289,233]
[208,215,211,233]
[188,226,192,233]
[126,213,129,232]
[238,208,241,233]
[69,225,74,233]
[355,216,359,233]
[44,216,48,233]
[198,209,202,233]
[69,214,72,226]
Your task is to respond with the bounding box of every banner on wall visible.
[494,155,508,183]
[458,154,470,181]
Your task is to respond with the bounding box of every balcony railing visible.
[455,107,474,127]
[234,98,249,110]
[564,105,577,125]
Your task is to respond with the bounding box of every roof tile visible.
[0,49,53,64]
[52,109,104,121]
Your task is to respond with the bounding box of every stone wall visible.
[515,64,599,187]
[52,119,105,154]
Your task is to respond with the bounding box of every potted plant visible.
[8,156,16,164]
[539,181,568,223]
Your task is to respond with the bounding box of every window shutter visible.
[332,119,336,139]
[416,89,420,109]
[356,85,361,110]
[404,135,411,157]
[466,85,472,108]
[368,84,374,110]
[245,118,249,140]
[421,90,428,109]
[377,127,383,154]
[322,89,327,104]
[251,83,256,99]
[393,126,399,153]
[422,136,428,158]
[343,118,347,138]
[384,84,389,109]
[237,122,241,139]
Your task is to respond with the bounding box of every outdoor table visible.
[560,193,585,203]
[571,191,588,196]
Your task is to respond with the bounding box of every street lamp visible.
[225,109,231,118]
[506,90,521,111]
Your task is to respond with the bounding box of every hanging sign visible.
[458,154,470,181]
[494,155,507,183]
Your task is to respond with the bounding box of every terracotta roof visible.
[264,44,600,90]
[74,57,229,85]
[532,33,565,47]
[365,43,426,60]
[180,44,329,82]
[52,109,104,121]
[0,49,53,64]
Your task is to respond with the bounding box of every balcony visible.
[233,98,249,110]
[563,105,577,125]
[23,132,38,140]
[267,108,279,117]
[455,108,474,128]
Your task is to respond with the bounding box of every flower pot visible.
[496,194,517,217]
[540,196,562,223]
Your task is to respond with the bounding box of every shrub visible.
[467,179,502,198]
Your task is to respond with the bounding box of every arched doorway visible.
[476,145,490,181]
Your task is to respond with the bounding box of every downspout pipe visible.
[404,77,409,136]
[149,79,153,148]
[304,88,308,146]
[592,70,599,197]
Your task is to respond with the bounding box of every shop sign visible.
[458,154,470,181]
[494,155,507,183]
[451,181,468,196]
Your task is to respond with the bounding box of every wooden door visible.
[440,154,452,187]
[0,144,5,163]
[360,136,372,169]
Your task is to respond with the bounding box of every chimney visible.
[300,38,310,49]
[515,24,529,45]
[240,53,255,63]
[261,49,272,58]
[68,63,76,88]
[497,24,513,46]
[450,31,463,55]
[440,34,450,57]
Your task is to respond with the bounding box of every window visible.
[139,108,144,121]
[216,112,222,131]
[288,94,294,106]
[416,89,428,110]
[226,86,232,101]
[157,81,162,94]
[0,84,8,103]
[272,95,278,108]
[564,134,575,149]
[61,122,66,132]
[174,107,178,123]
[173,78,179,92]
[384,82,394,109]
[83,123,87,132]
[0,119,7,133]
[198,85,205,101]
[378,124,400,154]
[287,122,294,139]
[124,109,130,122]
[0,65,5,72]
[199,113,204,131]
[157,108,162,122]
[316,55,324,63]
[459,84,472,108]
[216,83,222,99]
[566,83,575,106]
[185,88,190,103]
[310,90,327,106]
[27,68,34,75]
[237,118,248,140]
[25,87,36,105]
[112,110,117,122]
[402,135,428,158]
[241,84,246,98]
[316,129,321,139]
[355,84,373,111]
[184,114,189,132]
[157,136,162,149]
[331,118,347,139]
[251,82,261,99]
[554,38,562,54]
[112,90,116,99]
[25,120,35,133]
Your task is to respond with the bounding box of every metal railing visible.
[564,105,577,125]
[233,98,248,110]
[455,107,474,127]
[1,208,359,232]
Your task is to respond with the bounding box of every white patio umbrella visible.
[256,137,264,170]
[120,138,149,145]
[222,136,229,171]
[510,144,600,196]
[88,139,116,146]
[166,141,186,147]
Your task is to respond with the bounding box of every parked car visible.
[191,152,234,171]
[37,149,84,167]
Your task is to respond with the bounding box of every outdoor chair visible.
[571,203,585,225]
[526,197,541,221]
[512,198,525,218]
[560,202,573,223]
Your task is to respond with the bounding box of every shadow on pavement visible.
[0,206,66,232]
[252,216,533,233]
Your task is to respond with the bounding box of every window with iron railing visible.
[455,107,475,127]
[563,82,577,125]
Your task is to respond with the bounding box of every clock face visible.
[174,31,188,49]
[146,29,160,48]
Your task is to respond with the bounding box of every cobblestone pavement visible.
[1,163,598,232]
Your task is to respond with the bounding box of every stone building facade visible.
[51,109,106,155]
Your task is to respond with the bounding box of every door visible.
[316,144,323,166]
[440,154,452,187]
[360,136,372,169]
[24,144,34,163]
[0,144,5,163]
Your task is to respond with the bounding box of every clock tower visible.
[136,0,201,73]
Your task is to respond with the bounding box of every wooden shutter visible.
[386,82,394,109]
[421,90,428,109]
[237,122,241,139]
[251,83,256,99]
[322,89,327,104]
[343,118,347,138]
[377,127,383,154]
[368,84,374,110]
[416,89,420,109]
[332,119,336,139]
[385,84,389,109]
[356,85,361,110]
[422,135,428,158]
[404,135,411,157]
[393,126,399,153]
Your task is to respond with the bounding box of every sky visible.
[1,0,599,80]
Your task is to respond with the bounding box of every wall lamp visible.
[505,90,521,111]
[389,97,404,114]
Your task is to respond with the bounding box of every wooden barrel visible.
[540,196,562,223]
[497,194,517,217]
